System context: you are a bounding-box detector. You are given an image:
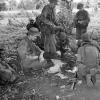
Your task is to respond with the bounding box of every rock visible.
[47,59,64,74]
[56,95,60,100]
[56,73,68,79]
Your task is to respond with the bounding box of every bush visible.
[56,8,73,35]
[0,3,7,11]
[48,0,58,4]
[56,0,73,35]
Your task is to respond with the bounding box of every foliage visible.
[56,0,73,35]
[48,0,58,4]
[17,0,33,10]
[17,0,48,10]
[8,0,17,10]
[0,3,7,11]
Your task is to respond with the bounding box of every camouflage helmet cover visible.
[77,3,84,9]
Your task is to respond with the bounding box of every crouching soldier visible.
[77,33,100,86]
[56,32,69,58]
[74,3,90,40]
[17,31,47,75]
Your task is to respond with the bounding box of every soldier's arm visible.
[82,11,90,24]
[42,19,64,32]
[76,47,83,64]
[92,40,100,51]
[73,13,78,28]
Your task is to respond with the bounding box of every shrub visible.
[56,0,73,35]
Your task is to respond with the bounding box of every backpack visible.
[77,44,99,69]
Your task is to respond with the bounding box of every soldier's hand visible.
[58,26,64,32]
[78,21,83,24]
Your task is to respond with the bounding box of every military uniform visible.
[77,34,100,85]
[74,8,90,40]
[36,4,63,58]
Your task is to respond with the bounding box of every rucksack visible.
[77,44,99,69]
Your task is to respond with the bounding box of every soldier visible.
[26,18,40,32]
[77,33,100,86]
[74,3,90,40]
[36,4,63,65]
[56,32,69,57]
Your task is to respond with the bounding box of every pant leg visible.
[91,75,96,86]
[49,34,56,54]
[90,68,97,85]
[44,36,50,53]
[76,28,81,40]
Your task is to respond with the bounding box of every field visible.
[0,9,100,100]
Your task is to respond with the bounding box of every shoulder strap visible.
[83,44,99,67]
[82,45,87,64]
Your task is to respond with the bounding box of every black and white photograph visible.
[0,0,100,100]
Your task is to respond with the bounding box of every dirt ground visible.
[0,10,100,100]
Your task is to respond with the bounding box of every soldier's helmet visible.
[59,32,66,40]
[28,18,34,23]
[77,3,84,9]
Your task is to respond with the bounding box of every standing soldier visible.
[74,3,90,40]
[36,4,63,65]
